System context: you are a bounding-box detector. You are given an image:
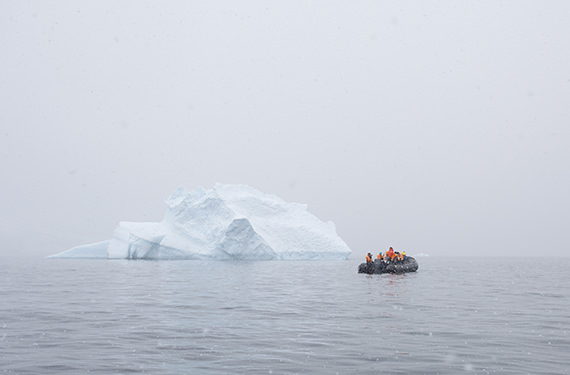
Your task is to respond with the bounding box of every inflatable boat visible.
[358,256,419,274]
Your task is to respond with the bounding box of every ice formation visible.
[49,184,352,260]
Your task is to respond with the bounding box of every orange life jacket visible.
[366,255,373,263]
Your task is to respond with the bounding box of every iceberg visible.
[49,184,352,260]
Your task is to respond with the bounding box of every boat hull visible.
[358,256,419,274]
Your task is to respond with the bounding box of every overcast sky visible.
[1,1,569,258]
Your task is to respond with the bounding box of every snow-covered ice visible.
[49,184,352,260]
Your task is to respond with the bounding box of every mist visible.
[1,1,568,258]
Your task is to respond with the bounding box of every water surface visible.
[1,256,569,374]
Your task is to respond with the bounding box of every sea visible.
[1,255,569,375]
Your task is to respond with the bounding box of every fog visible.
[1,1,568,258]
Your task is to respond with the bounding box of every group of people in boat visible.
[366,247,407,264]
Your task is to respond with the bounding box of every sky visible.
[1,1,569,258]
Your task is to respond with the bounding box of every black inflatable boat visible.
[358,256,419,274]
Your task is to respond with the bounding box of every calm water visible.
[1,256,569,374]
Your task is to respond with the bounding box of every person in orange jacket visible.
[386,247,395,261]
[366,253,373,263]
[395,251,404,263]
[377,252,384,261]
